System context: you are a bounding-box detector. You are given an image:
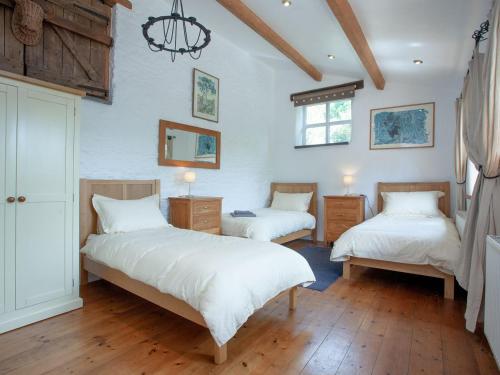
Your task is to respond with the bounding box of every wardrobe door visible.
[0,83,17,315]
[15,88,75,309]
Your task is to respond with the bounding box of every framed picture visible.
[195,134,217,159]
[193,68,219,123]
[370,102,435,150]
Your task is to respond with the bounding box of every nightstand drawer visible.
[325,209,360,221]
[326,222,356,234]
[326,199,361,210]
[193,200,220,215]
[193,214,220,231]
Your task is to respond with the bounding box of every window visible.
[466,159,479,196]
[295,99,352,147]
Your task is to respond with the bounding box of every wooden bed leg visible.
[343,260,351,280]
[444,275,455,300]
[289,286,297,311]
[214,341,227,364]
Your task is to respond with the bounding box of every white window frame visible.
[298,99,352,147]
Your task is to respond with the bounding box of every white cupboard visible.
[0,75,83,333]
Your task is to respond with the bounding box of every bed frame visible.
[270,182,318,244]
[79,179,298,364]
[342,182,455,300]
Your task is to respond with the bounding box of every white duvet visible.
[81,227,315,346]
[221,208,316,241]
[330,213,462,275]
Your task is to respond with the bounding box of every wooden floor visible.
[0,240,498,375]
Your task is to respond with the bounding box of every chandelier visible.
[141,0,211,61]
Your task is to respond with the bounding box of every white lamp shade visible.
[184,171,196,183]
[343,175,353,186]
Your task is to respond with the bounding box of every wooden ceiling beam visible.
[326,0,385,89]
[102,0,132,10]
[217,0,322,81]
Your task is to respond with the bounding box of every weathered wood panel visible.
[0,0,114,101]
[1,6,24,74]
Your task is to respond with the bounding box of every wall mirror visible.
[158,120,220,169]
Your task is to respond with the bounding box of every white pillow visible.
[381,191,444,217]
[92,194,169,234]
[271,191,313,212]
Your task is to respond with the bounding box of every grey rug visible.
[298,246,343,291]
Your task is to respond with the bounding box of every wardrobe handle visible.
[6,197,15,203]
[17,196,26,203]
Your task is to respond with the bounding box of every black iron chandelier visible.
[141,0,211,61]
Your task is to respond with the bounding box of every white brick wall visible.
[80,1,276,215]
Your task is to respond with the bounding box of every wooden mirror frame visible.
[158,120,221,169]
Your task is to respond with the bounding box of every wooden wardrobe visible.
[0,72,83,333]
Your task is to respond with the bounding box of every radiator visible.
[485,235,500,368]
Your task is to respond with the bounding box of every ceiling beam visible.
[102,0,132,10]
[326,0,385,89]
[216,0,322,81]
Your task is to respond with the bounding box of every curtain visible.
[458,0,500,332]
[455,98,467,211]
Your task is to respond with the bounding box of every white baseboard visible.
[0,297,83,334]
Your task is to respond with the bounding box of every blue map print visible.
[373,108,429,145]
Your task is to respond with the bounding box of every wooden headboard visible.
[79,179,161,247]
[79,179,160,285]
[270,182,318,220]
[377,182,451,217]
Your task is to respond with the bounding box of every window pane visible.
[305,126,326,145]
[306,104,326,124]
[329,99,352,121]
[329,124,351,144]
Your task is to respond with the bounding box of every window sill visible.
[294,142,349,149]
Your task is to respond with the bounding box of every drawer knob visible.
[203,206,208,209]
[17,196,26,203]
[6,196,15,203]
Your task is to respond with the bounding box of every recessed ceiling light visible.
[282,0,291,6]
[413,59,424,65]
[328,54,335,60]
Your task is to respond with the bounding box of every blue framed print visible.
[370,102,435,150]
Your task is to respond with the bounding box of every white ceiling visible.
[186,0,492,87]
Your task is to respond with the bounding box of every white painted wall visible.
[80,1,275,215]
[271,68,459,241]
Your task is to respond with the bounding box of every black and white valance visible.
[290,80,363,107]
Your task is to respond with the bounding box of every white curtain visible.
[458,0,500,332]
[455,98,467,211]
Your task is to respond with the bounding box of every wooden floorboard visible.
[0,240,498,375]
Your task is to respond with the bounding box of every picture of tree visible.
[193,69,219,122]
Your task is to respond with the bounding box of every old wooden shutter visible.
[0,0,116,101]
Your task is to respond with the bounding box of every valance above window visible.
[290,80,363,107]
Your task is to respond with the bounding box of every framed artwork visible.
[193,68,219,123]
[195,134,217,159]
[370,102,435,150]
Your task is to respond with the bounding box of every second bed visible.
[221,182,317,243]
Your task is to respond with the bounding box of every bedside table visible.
[324,195,365,245]
[168,196,223,235]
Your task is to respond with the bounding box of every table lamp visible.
[184,171,196,196]
[343,175,353,195]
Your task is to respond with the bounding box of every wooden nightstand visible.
[168,196,223,235]
[324,195,365,245]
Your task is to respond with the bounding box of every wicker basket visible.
[11,0,44,46]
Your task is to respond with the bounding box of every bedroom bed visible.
[331,182,459,300]
[221,182,318,244]
[79,179,315,364]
